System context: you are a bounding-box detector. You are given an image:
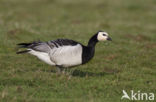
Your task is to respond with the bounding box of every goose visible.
[16,31,112,73]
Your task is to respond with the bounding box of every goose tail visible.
[16,42,32,54]
[17,43,32,48]
[16,50,30,54]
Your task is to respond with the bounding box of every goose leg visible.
[64,68,72,80]
[56,65,64,74]
[56,67,61,74]
[64,68,73,76]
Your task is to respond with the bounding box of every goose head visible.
[88,31,112,47]
[97,31,112,41]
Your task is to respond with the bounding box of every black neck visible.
[87,34,98,47]
[82,34,98,64]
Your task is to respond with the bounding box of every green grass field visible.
[0,0,156,102]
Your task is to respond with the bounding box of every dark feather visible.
[47,39,79,47]
[17,39,79,54]
[16,50,30,54]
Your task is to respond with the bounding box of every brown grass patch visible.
[103,67,120,74]
[125,34,151,42]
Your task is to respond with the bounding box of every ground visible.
[0,0,156,102]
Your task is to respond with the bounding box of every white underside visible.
[28,44,82,67]
[28,50,55,66]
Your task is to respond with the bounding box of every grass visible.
[0,0,156,102]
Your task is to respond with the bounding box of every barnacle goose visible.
[17,31,112,72]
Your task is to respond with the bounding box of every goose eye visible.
[103,34,106,36]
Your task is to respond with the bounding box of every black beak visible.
[107,37,112,41]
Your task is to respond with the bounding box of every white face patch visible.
[97,32,109,41]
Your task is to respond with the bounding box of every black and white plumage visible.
[17,31,112,71]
